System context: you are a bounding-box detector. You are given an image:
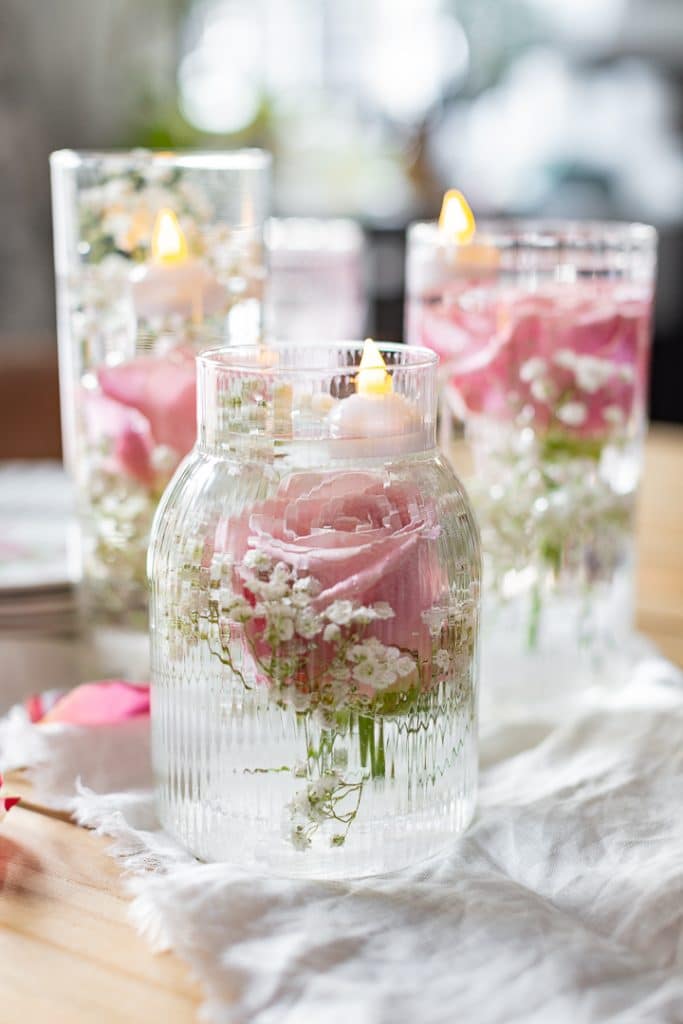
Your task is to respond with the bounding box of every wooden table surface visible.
[1,425,682,1023]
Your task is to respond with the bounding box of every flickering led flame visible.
[356,338,392,396]
[151,208,189,265]
[438,189,476,245]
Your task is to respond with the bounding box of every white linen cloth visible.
[2,653,682,1024]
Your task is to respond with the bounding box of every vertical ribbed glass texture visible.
[149,343,481,877]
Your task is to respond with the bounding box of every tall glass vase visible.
[50,149,270,678]
[406,219,657,720]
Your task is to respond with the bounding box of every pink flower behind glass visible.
[83,391,156,482]
[98,351,197,455]
[425,282,653,438]
[217,471,444,664]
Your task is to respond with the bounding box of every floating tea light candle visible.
[130,208,224,322]
[328,339,421,451]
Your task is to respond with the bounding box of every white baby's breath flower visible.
[556,401,588,427]
[554,349,578,370]
[602,405,626,426]
[209,554,230,584]
[309,775,339,800]
[221,593,254,623]
[519,357,547,382]
[372,602,395,620]
[435,649,451,672]
[288,790,311,818]
[352,660,380,685]
[260,579,290,601]
[243,549,273,573]
[325,600,355,626]
[293,576,321,597]
[150,444,179,476]
[272,562,292,584]
[396,656,416,677]
[323,623,342,644]
[352,606,374,625]
[289,824,310,851]
[290,689,311,711]
[422,607,444,636]
[573,355,614,393]
[295,607,323,640]
[375,666,398,689]
[266,608,295,643]
[530,378,557,404]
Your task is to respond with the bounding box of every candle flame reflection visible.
[356,338,392,396]
[152,208,189,265]
[438,190,476,244]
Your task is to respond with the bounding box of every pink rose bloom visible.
[418,281,652,438]
[83,391,156,483]
[98,350,197,455]
[217,471,444,666]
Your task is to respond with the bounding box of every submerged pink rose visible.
[217,471,444,662]
[82,350,198,487]
[98,350,197,455]
[83,391,156,483]
[415,281,653,438]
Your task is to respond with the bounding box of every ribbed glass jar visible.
[149,342,481,878]
[50,149,270,678]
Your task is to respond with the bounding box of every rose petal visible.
[98,353,197,454]
[40,681,150,726]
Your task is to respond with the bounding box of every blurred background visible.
[2,0,682,458]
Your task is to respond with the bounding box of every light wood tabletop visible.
[1,425,682,1023]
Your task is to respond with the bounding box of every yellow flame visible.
[151,208,188,265]
[356,338,392,396]
[438,189,476,244]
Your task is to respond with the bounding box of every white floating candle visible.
[328,339,421,452]
[130,208,225,322]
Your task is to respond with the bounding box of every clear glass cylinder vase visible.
[50,149,270,677]
[149,342,481,878]
[405,219,657,719]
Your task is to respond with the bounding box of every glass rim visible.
[198,342,438,377]
[49,147,271,172]
[266,217,365,253]
[408,217,657,250]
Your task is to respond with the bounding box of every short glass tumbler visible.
[50,149,270,676]
[406,220,657,716]
[149,342,481,878]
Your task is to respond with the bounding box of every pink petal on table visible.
[0,773,18,817]
[40,681,150,726]
[98,354,197,454]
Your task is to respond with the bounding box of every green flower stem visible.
[527,584,542,651]
[358,714,386,779]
